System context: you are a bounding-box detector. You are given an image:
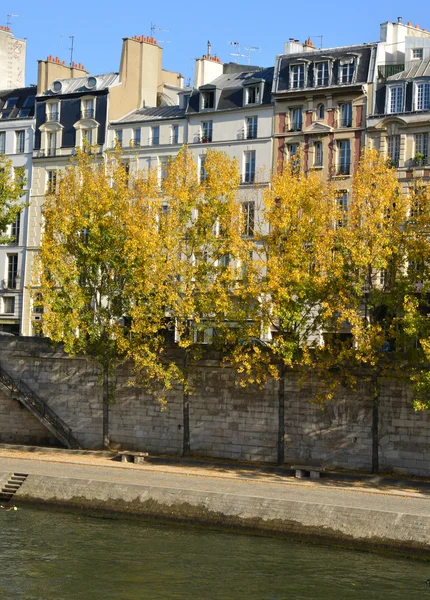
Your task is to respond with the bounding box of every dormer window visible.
[412,48,424,60]
[46,102,59,121]
[339,58,356,84]
[246,86,260,105]
[291,65,305,89]
[316,62,329,86]
[201,91,214,110]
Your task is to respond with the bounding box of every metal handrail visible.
[0,364,78,447]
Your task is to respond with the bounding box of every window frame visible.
[387,84,404,114]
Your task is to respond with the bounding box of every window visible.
[46,170,57,194]
[0,110,11,119]
[133,128,141,147]
[242,201,255,237]
[201,121,213,143]
[47,132,56,156]
[410,187,424,219]
[0,132,5,154]
[15,131,25,154]
[387,135,400,167]
[340,103,352,127]
[389,86,404,113]
[114,130,123,147]
[316,62,329,86]
[337,191,348,226]
[291,64,305,88]
[159,157,169,181]
[5,98,18,109]
[151,126,160,146]
[81,98,95,119]
[201,91,214,109]
[246,116,258,139]
[246,86,260,105]
[244,150,256,183]
[415,133,428,163]
[317,104,325,120]
[412,48,424,60]
[340,60,355,83]
[47,102,59,121]
[337,140,351,174]
[291,108,302,131]
[3,297,15,314]
[11,212,20,244]
[314,141,323,167]
[171,124,179,144]
[82,128,93,146]
[7,254,18,289]
[199,155,207,182]
[416,83,430,111]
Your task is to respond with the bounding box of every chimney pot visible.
[397,16,402,23]
[408,21,412,26]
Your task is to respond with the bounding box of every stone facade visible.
[0,337,429,476]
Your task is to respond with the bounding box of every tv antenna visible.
[311,35,323,49]
[229,41,261,64]
[150,23,170,43]
[60,35,75,65]
[6,14,19,28]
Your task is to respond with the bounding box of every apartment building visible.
[0,85,36,333]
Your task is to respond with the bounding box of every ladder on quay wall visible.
[0,364,81,449]
[0,473,28,503]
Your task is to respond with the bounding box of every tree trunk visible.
[277,360,285,466]
[371,375,379,474]
[182,349,190,457]
[102,364,110,449]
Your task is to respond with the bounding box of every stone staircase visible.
[0,473,28,503]
[0,364,81,449]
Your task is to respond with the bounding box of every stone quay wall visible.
[0,337,429,477]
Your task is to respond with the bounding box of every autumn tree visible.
[152,147,255,456]
[0,155,26,243]
[35,148,167,448]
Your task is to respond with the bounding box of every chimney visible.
[303,37,315,51]
[397,16,402,24]
[193,53,223,88]
[284,39,304,54]
[37,56,88,94]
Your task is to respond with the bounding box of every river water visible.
[0,505,429,600]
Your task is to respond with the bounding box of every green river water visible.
[0,505,429,600]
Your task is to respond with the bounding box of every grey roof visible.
[114,106,186,124]
[388,58,430,80]
[187,67,274,113]
[0,86,37,120]
[275,44,376,93]
[40,72,120,96]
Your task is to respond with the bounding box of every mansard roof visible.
[388,57,430,80]
[0,86,37,120]
[274,43,376,93]
[187,66,274,114]
[39,73,120,97]
[114,106,186,124]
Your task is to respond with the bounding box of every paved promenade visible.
[0,447,429,554]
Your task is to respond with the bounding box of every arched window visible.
[317,104,325,120]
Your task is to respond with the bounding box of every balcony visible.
[238,128,258,140]
[46,111,59,122]
[80,109,95,119]
[377,63,405,82]
[36,148,57,158]
[149,137,160,146]
[339,118,352,128]
[335,162,350,176]
[194,132,212,144]
[169,135,179,144]
[406,156,430,169]
[241,173,256,185]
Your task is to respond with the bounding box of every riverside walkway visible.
[0,446,429,555]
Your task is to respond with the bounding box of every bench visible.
[291,465,325,480]
[119,452,149,465]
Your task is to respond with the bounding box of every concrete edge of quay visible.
[4,471,430,558]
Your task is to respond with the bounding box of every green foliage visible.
[0,156,26,243]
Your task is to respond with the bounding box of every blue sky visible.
[7,1,430,86]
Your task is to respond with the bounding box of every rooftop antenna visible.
[243,45,261,65]
[229,41,246,63]
[6,14,18,28]
[60,35,75,65]
[310,35,323,49]
[207,40,211,57]
[150,22,170,44]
